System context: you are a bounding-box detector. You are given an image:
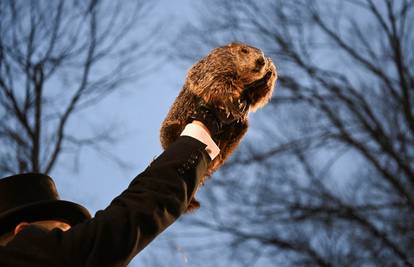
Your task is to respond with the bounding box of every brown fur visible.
[160,43,277,211]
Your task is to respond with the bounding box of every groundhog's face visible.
[186,42,277,114]
[229,43,270,84]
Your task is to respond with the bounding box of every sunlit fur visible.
[160,43,277,211]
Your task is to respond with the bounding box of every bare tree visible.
[172,0,414,266]
[0,0,159,176]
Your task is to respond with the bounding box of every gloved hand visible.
[188,71,272,141]
[188,100,246,137]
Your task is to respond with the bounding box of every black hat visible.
[0,173,91,236]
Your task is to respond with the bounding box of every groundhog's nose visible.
[256,57,265,65]
[254,57,265,71]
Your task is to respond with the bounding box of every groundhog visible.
[160,42,277,210]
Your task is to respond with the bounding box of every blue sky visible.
[53,0,194,211]
[49,0,201,265]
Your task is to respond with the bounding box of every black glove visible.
[189,98,248,140]
[189,71,271,140]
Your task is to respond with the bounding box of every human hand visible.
[189,71,272,141]
[188,100,248,141]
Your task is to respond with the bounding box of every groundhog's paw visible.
[244,68,276,112]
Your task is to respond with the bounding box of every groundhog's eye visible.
[241,48,249,54]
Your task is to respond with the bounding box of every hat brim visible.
[0,200,91,236]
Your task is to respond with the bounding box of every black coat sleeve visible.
[22,136,210,267]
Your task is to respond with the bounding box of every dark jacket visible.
[0,136,210,267]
